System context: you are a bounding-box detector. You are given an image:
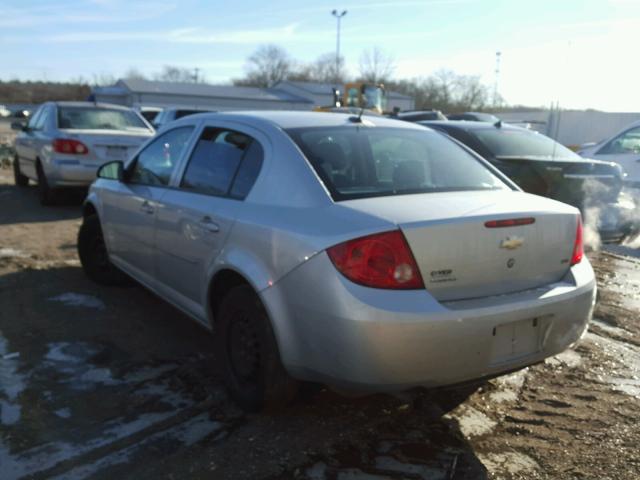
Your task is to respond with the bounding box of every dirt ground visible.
[0,164,639,480]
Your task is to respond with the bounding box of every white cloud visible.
[0,1,176,28]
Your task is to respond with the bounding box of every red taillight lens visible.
[53,138,89,155]
[326,230,424,289]
[571,215,584,266]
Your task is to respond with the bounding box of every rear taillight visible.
[571,216,584,266]
[53,138,89,155]
[326,230,424,289]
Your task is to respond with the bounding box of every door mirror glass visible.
[10,122,26,131]
[97,160,124,181]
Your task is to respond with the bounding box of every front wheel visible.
[78,214,129,286]
[13,157,29,187]
[215,285,298,412]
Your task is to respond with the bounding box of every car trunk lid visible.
[341,190,579,302]
[59,130,152,164]
[494,156,623,207]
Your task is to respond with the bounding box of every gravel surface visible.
[0,167,638,480]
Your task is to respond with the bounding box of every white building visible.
[91,79,314,111]
[92,79,415,113]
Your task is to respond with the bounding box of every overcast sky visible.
[1,0,639,111]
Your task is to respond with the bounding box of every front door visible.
[107,126,195,284]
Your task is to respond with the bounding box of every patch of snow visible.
[0,399,21,425]
[447,405,497,438]
[0,248,28,258]
[48,293,105,310]
[479,451,539,475]
[54,408,72,419]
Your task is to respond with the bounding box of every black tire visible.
[215,285,298,412]
[13,156,29,187]
[36,161,57,205]
[78,214,129,286]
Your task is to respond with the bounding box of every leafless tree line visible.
[1,44,497,112]
[233,44,495,112]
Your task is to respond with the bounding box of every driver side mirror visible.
[97,160,124,181]
[11,122,27,132]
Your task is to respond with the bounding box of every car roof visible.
[51,101,133,111]
[172,110,429,131]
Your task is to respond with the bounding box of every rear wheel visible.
[13,156,29,187]
[36,161,57,205]
[78,214,129,285]
[215,285,298,412]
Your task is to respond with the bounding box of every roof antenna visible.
[349,106,366,123]
[494,119,502,128]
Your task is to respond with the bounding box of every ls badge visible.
[500,236,524,250]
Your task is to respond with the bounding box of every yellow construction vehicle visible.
[314,82,387,114]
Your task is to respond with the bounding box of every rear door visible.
[105,126,195,284]
[154,123,266,317]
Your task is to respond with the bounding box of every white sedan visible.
[12,101,154,205]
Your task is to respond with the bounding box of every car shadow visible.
[0,182,85,225]
[0,264,489,480]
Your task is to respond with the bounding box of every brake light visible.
[571,216,584,266]
[326,230,424,289]
[485,217,535,228]
[53,138,89,155]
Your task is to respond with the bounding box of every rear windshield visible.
[473,128,580,160]
[286,126,508,201]
[57,107,149,131]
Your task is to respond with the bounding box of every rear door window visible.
[180,127,263,199]
[57,107,148,131]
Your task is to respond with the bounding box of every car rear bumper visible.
[45,159,102,187]
[262,253,596,391]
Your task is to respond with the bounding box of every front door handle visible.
[140,200,154,215]
[198,216,220,233]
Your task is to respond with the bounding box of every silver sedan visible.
[12,101,154,204]
[78,111,596,411]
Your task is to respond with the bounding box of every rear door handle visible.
[140,200,154,215]
[198,216,220,233]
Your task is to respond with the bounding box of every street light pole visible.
[332,9,347,83]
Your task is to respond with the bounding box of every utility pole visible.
[493,51,501,107]
[331,9,347,84]
[193,67,201,83]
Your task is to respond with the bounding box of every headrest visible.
[393,161,425,189]
[311,141,347,170]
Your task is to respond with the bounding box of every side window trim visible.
[127,125,196,188]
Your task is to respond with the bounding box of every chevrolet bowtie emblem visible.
[500,236,524,250]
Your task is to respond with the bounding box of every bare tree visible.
[389,70,493,112]
[155,65,198,83]
[358,47,395,84]
[235,45,292,88]
[123,68,147,81]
